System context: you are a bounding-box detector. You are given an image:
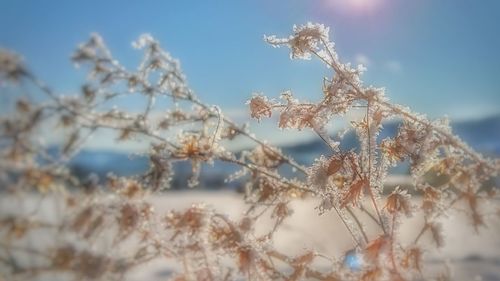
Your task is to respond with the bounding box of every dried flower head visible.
[248,93,273,121]
[266,22,330,60]
[0,49,26,82]
[384,186,412,216]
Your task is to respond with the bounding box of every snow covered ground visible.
[1,191,499,280]
[130,192,500,281]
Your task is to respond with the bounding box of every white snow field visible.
[1,191,499,280]
[130,192,500,281]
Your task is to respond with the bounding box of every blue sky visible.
[1,0,499,124]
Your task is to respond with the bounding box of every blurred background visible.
[0,0,499,187]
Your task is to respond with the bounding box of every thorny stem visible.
[28,51,310,184]
[413,191,465,245]
[0,243,52,259]
[314,40,495,172]
[26,69,316,213]
[378,100,494,169]
[312,46,389,238]
[390,214,402,279]
[143,92,155,118]
[209,105,223,149]
[413,223,429,245]
[366,100,386,234]
[311,124,363,246]
[312,125,337,152]
[73,104,310,200]
[314,39,498,242]
[267,250,339,281]
[316,43,389,235]
[359,203,383,228]
[220,156,316,195]
[346,207,369,244]
[333,205,362,247]
[189,97,308,175]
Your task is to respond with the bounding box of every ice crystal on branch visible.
[0,22,498,281]
[252,22,499,280]
[384,186,412,217]
[0,49,26,83]
[248,93,273,121]
[265,22,330,60]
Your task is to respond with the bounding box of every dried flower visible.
[248,94,273,120]
[401,247,422,272]
[0,49,26,82]
[265,22,330,60]
[384,186,412,216]
[341,178,368,208]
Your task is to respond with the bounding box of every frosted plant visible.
[0,23,498,281]
[249,22,500,280]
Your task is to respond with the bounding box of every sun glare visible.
[327,0,384,14]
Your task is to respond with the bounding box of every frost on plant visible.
[0,23,499,281]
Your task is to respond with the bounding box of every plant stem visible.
[366,100,386,234]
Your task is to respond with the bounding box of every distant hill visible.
[282,114,500,164]
[65,115,500,189]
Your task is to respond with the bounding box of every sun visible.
[350,0,381,10]
[327,0,384,14]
